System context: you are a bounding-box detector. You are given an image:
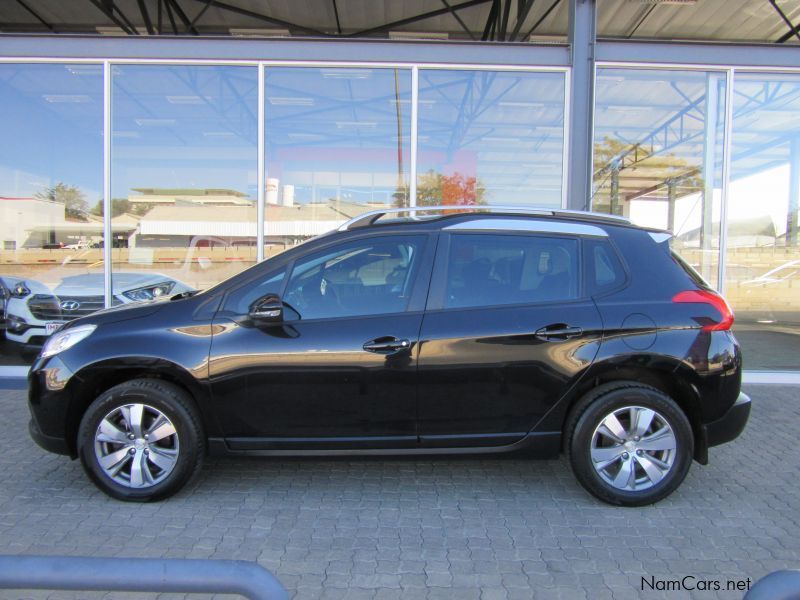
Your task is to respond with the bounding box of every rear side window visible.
[585,239,625,294]
[444,234,579,309]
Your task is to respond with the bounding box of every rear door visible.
[416,223,604,447]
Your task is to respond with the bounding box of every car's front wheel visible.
[77,379,204,501]
[567,382,693,506]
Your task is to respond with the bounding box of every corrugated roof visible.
[1,0,797,44]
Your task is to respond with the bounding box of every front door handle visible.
[535,324,583,341]
[363,336,411,354]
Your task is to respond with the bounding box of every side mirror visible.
[249,294,283,323]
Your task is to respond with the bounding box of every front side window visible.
[283,235,425,320]
[444,234,579,309]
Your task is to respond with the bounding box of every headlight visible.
[122,281,175,302]
[41,324,96,358]
[11,282,30,298]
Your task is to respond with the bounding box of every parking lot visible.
[0,384,797,600]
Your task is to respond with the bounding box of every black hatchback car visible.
[28,206,750,506]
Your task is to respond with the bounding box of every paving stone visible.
[0,385,796,599]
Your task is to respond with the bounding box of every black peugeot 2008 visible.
[28,206,750,506]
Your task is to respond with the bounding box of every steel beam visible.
[596,39,800,69]
[165,0,198,34]
[567,0,596,210]
[16,0,55,32]
[86,0,137,34]
[509,0,535,42]
[441,0,477,40]
[524,0,561,40]
[768,0,800,44]
[137,0,155,34]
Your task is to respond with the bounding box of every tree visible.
[91,198,136,218]
[36,183,89,221]
[414,170,487,206]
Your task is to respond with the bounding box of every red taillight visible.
[672,289,734,332]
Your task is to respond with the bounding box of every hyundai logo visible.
[60,300,81,311]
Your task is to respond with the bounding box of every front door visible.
[417,231,603,447]
[209,232,434,449]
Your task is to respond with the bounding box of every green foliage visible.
[35,182,89,220]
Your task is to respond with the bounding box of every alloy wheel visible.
[590,405,677,491]
[93,403,180,488]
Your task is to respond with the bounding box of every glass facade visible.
[593,68,726,286]
[112,64,259,298]
[264,67,412,254]
[0,53,798,372]
[0,63,103,365]
[594,67,800,371]
[725,73,800,370]
[416,69,565,207]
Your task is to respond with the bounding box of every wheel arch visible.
[543,356,708,464]
[64,357,214,458]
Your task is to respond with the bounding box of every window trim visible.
[426,230,586,312]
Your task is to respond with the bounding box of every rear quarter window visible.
[585,239,625,295]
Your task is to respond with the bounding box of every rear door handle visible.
[535,324,583,341]
[363,336,411,354]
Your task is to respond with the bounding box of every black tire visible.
[565,381,693,507]
[77,379,205,502]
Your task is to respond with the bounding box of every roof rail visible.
[337,205,629,231]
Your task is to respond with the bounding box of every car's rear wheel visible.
[77,379,204,502]
[567,382,693,506]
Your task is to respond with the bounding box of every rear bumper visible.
[704,391,751,449]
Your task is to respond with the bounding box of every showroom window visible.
[264,67,412,256]
[724,72,800,370]
[111,64,259,300]
[0,63,103,365]
[416,69,567,208]
[593,68,727,286]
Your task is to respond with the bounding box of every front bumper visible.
[28,417,70,455]
[704,391,751,449]
[27,355,76,457]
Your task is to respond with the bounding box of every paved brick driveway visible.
[0,384,798,599]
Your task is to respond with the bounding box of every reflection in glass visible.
[0,63,103,365]
[112,64,258,295]
[725,73,800,370]
[593,68,726,285]
[416,69,566,207]
[264,67,411,251]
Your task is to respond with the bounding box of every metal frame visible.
[257,62,265,262]
[0,554,287,599]
[718,68,734,294]
[102,60,112,308]
[566,0,596,211]
[409,65,419,207]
